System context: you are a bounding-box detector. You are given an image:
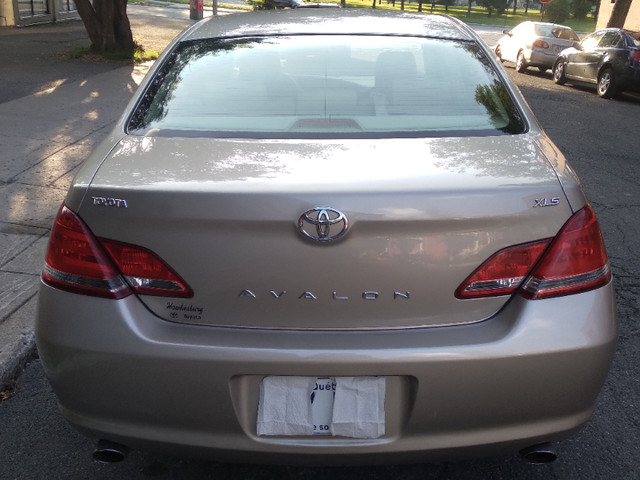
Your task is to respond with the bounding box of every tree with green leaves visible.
[74,0,136,55]
[545,0,571,23]
[607,0,633,27]
[570,0,596,20]
[480,0,509,16]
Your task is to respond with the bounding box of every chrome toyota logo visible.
[298,208,349,243]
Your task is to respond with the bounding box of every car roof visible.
[522,21,573,28]
[590,27,639,41]
[182,9,476,42]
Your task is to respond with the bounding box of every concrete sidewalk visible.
[0,61,154,389]
[0,3,243,390]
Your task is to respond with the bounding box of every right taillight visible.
[519,204,611,299]
[455,240,551,299]
[456,204,611,301]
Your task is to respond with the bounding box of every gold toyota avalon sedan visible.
[36,9,617,465]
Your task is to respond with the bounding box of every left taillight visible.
[43,205,192,299]
[533,39,549,49]
[100,239,193,298]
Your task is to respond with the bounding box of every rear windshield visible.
[623,30,640,46]
[535,24,579,41]
[552,27,579,41]
[128,35,525,138]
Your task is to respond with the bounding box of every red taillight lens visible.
[101,240,193,297]
[533,39,549,49]
[520,205,610,299]
[43,205,132,299]
[455,240,551,299]
[43,205,192,299]
[631,48,640,62]
[456,205,611,300]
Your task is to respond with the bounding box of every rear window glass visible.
[534,24,579,41]
[622,30,640,47]
[552,27,579,41]
[128,35,525,138]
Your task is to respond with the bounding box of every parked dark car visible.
[552,28,640,98]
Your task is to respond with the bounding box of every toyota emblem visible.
[298,208,349,243]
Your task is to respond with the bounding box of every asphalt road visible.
[1,15,639,480]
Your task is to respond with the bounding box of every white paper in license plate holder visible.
[256,376,385,438]
[311,377,336,435]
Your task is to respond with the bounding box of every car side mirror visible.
[503,30,512,36]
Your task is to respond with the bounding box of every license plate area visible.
[311,377,336,435]
[256,376,386,438]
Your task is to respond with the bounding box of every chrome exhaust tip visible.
[93,439,129,463]
[520,442,557,464]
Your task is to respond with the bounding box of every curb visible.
[0,61,155,391]
[0,297,38,391]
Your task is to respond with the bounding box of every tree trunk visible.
[74,0,135,55]
[607,0,633,28]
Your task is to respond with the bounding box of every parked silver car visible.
[495,21,580,73]
[37,10,616,465]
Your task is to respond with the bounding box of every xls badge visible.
[298,207,349,243]
[533,197,560,208]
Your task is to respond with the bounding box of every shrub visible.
[571,0,595,20]
[245,0,276,9]
[480,0,509,15]
[545,0,571,23]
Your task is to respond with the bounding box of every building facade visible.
[597,0,640,31]
[0,0,78,26]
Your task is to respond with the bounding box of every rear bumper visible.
[36,281,617,464]
[618,65,640,93]
[527,48,558,69]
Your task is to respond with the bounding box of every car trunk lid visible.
[76,135,573,330]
